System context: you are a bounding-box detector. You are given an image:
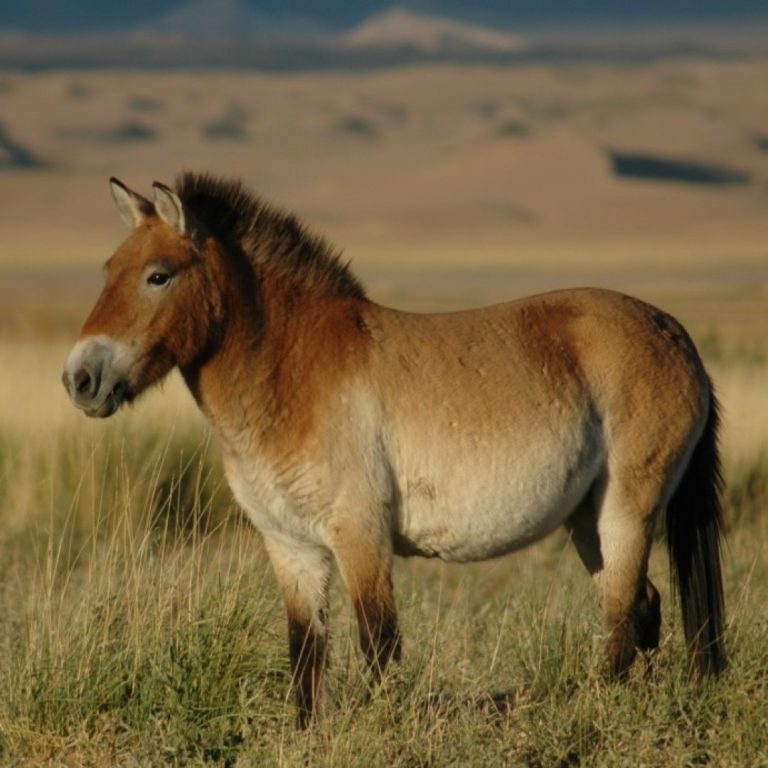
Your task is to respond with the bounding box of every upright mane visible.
[174,172,366,300]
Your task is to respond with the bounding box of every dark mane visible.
[174,172,366,300]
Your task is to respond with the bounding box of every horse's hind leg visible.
[566,476,662,678]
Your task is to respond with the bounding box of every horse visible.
[62,172,726,727]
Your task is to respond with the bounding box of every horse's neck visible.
[182,276,368,455]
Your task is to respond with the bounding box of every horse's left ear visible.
[152,182,192,237]
[110,177,152,229]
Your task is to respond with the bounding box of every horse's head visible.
[63,178,222,417]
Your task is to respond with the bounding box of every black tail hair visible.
[666,385,726,677]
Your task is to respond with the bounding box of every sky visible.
[2,0,768,34]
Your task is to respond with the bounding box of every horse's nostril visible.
[74,367,93,396]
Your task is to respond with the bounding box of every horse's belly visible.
[395,435,602,562]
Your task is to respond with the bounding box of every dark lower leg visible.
[634,580,661,652]
[288,613,328,729]
[354,587,401,678]
[329,529,402,681]
[605,579,661,678]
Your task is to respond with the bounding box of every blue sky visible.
[2,0,767,33]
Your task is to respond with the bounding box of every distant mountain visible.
[109,3,530,52]
[0,1,767,69]
[137,0,325,41]
[2,0,768,36]
[340,7,525,53]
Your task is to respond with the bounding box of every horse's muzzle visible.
[62,337,131,418]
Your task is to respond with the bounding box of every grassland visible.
[1,59,767,765]
[0,320,766,767]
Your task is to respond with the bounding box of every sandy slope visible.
[0,60,765,489]
[1,61,766,266]
[0,61,766,348]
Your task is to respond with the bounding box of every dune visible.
[0,61,765,318]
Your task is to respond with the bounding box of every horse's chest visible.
[223,450,321,544]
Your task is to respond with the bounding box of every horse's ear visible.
[152,182,193,237]
[110,177,152,229]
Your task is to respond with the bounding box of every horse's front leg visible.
[327,519,401,679]
[264,536,333,728]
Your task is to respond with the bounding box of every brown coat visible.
[64,173,726,727]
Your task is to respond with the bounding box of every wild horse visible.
[63,173,725,727]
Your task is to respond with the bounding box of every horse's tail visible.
[666,383,726,677]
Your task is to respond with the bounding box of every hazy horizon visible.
[2,0,768,35]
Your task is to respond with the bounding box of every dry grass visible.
[0,56,767,765]
[0,315,766,765]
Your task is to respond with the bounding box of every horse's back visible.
[366,286,708,426]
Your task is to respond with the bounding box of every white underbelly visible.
[394,425,603,562]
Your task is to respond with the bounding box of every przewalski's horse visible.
[63,173,726,727]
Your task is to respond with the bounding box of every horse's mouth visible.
[82,380,132,418]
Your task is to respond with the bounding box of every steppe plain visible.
[0,59,766,765]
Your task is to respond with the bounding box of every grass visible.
[2,54,767,763]
[0,337,766,765]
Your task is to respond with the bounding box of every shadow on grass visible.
[420,685,535,718]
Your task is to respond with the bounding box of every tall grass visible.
[0,341,766,765]
[0,396,290,764]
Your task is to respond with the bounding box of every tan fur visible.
[64,174,726,725]
[326,522,401,673]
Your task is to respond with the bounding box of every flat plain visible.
[0,59,766,765]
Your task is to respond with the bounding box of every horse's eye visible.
[147,272,171,287]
